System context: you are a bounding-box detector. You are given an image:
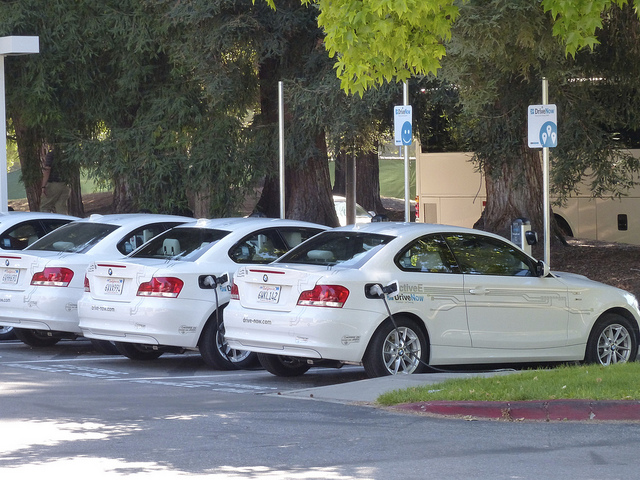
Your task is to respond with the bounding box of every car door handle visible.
[468,287,487,295]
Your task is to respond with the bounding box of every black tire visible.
[198,319,258,370]
[14,328,61,347]
[362,316,429,378]
[585,313,638,365]
[90,339,120,355]
[115,341,164,360]
[257,353,311,377]
[0,325,15,341]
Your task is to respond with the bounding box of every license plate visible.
[257,285,280,304]
[104,278,124,295]
[1,268,18,285]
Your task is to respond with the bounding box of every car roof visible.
[0,211,78,226]
[330,221,509,241]
[173,217,328,234]
[69,213,194,227]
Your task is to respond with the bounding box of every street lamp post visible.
[0,36,39,214]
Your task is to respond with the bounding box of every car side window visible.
[42,219,72,234]
[444,233,534,276]
[117,223,182,255]
[230,229,288,264]
[396,235,457,273]
[278,228,323,249]
[0,221,44,250]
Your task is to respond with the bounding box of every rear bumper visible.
[0,287,82,334]
[78,296,217,348]
[224,304,379,363]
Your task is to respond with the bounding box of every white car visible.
[0,211,78,340]
[0,213,192,349]
[224,222,640,378]
[332,195,375,226]
[77,217,327,369]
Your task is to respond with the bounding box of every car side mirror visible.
[536,260,550,278]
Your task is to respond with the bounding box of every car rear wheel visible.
[257,353,311,377]
[90,339,120,355]
[363,316,429,377]
[115,341,164,360]
[0,325,15,340]
[199,318,258,370]
[13,328,61,347]
[585,314,638,365]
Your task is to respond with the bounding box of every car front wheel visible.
[257,353,311,377]
[115,341,164,360]
[363,316,429,378]
[585,314,638,365]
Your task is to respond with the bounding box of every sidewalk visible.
[275,372,640,422]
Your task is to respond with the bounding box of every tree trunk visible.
[256,132,338,226]
[189,190,211,219]
[12,115,42,211]
[113,175,135,213]
[475,143,544,240]
[334,146,386,215]
[68,168,85,217]
[355,144,386,214]
[286,131,338,226]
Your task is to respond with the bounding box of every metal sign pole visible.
[542,78,550,266]
[278,81,285,219]
[403,82,410,222]
[0,55,7,214]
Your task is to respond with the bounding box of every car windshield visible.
[130,227,230,261]
[26,222,118,254]
[277,231,394,267]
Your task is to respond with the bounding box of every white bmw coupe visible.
[224,222,640,377]
[78,217,327,369]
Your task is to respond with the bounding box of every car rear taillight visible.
[230,281,239,300]
[297,285,349,308]
[137,277,183,298]
[31,267,74,287]
[84,275,90,292]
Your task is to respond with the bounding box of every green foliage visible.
[542,0,639,57]
[263,0,459,95]
[315,0,459,95]
[377,363,640,405]
[260,0,639,98]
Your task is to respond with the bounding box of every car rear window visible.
[277,231,394,267]
[130,227,230,261]
[26,222,119,254]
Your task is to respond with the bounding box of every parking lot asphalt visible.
[279,371,640,422]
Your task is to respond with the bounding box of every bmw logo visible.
[108,268,113,276]
[263,274,268,282]
[4,259,8,266]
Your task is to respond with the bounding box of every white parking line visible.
[1,358,279,394]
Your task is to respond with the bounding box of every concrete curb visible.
[392,399,640,421]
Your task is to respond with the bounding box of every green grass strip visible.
[377,363,640,406]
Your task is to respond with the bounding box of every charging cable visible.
[203,274,230,361]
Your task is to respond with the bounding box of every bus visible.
[415,150,640,245]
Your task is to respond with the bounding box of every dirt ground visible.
[11,192,640,298]
[551,238,640,298]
